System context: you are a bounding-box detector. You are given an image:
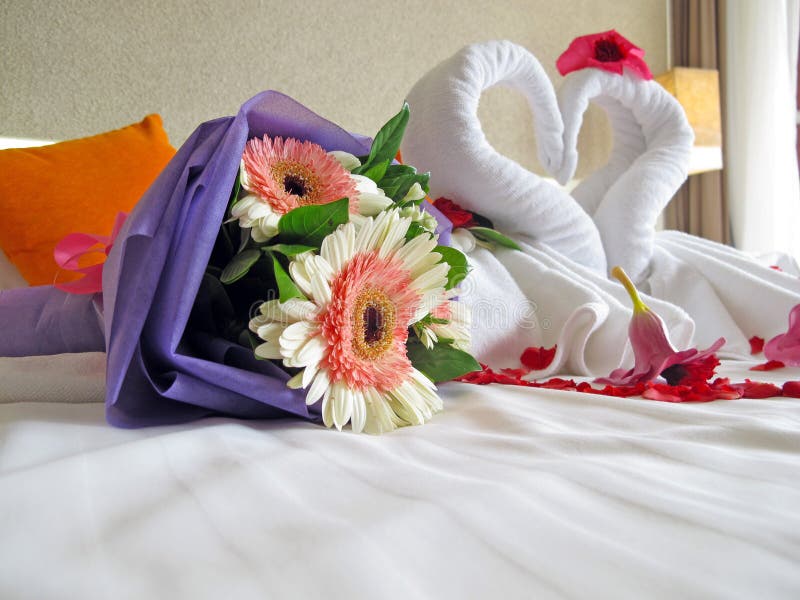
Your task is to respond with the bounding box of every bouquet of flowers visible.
[195,103,479,433]
[0,92,479,434]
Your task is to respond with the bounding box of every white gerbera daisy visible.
[249,209,450,433]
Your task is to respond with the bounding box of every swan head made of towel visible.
[555,68,694,283]
[401,40,608,274]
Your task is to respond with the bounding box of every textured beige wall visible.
[1,0,667,177]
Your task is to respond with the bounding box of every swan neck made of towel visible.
[401,40,606,273]
[556,69,694,282]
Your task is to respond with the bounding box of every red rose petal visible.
[750,360,785,371]
[749,336,765,354]
[729,380,783,399]
[781,381,800,397]
[520,345,557,371]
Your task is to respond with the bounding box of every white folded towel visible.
[556,69,694,283]
[649,231,800,358]
[402,40,607,273]
[455,232,694,376]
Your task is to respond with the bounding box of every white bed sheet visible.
[0,357,799,599]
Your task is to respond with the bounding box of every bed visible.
[1,354,799,599]
[2,3,800,596]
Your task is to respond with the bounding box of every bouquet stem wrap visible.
[0,92,451,427]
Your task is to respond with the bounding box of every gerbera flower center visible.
[352,287,396,360]
[283,173,309,197]
[271,161,320,204]
[594,39,623,62]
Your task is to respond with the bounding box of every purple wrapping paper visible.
[0,92,452,427]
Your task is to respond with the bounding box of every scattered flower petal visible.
[750,360,785,372]
[520,345,557,371]
[749,336,765,355]
[729,380,783,399]
[781,381,800,398]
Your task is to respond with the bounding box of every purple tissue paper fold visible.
[0,91,452,428]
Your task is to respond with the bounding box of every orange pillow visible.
[0,115,175,285]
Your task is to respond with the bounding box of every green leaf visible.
[354,103,410,180]
[468,227,522,251]
[404,221,428,241]
[220,249,261,284]
[383,163,416,178]
[277,197,349,246]
[238,225,251,253]
[361,160,390,183]
[406,341,481,383]
[271,253,306,302]
[264,243,317,257]
[227,168,242,212]
[379,172,430,203]
[435,245,469,290]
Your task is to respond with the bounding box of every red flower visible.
[749,336,765,354]
[54,212,127,295]
[764,304,800,366]
[661,354,720,386]
[556,30,653,80]
[596,267,725,386]
[432,197,477,229]
[750,360,785,372]
[520,345,557,371]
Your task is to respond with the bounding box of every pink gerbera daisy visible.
[232,136,393,242]
[243,135,358,214]
[249,209,452,433]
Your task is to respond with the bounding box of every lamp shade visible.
[656,67,723,174]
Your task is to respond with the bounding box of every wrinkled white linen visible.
[0,357,799,599]
[649,231,800,358]
[459,239,694,375]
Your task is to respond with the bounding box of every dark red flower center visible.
[660,355,720,386]
[364,305,384,344]
[594,39,624,62]
[283,174,309,197]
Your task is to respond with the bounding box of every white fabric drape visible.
[723,0,800,258]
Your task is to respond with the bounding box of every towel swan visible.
[554,69,693,283]
[551,52,800,355]
[401,40,607,274]
[400,40,698,374]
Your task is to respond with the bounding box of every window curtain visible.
[663,0,730,244]
[721,0,800,258]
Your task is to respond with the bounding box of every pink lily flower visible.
[764,304,800,366]
[556,29,653,80]
[597,266,725,386]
